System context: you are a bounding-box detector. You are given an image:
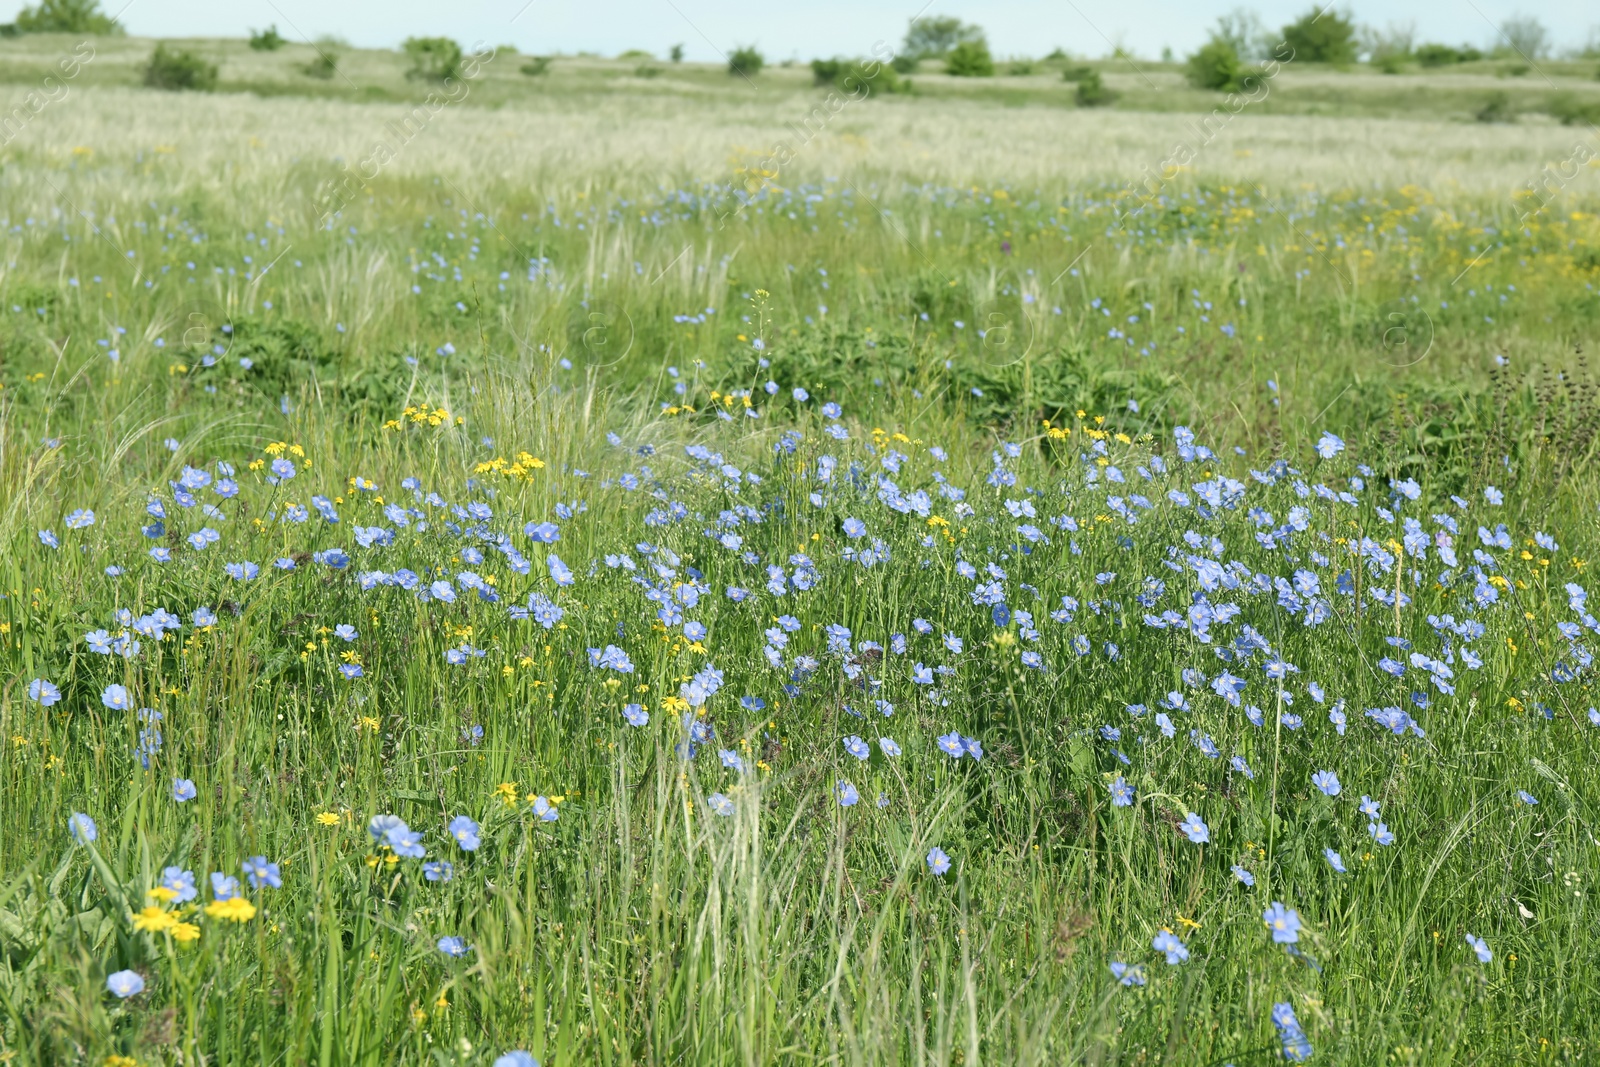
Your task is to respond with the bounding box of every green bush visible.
[1475,92,1515,123]
[1547,93,1600,126]
[903,16,985,61]
[248,25,285,51]
[1374,52,1406,74]
[1280,7,1357,64]
[669,44,684,63]
[945,40,994,77]
[520,56,552,76]
[811,57,908,97]
[143,44,218,91]
[634,64,661,78]
[1007,61,1034,76]
[1185,39,1244,90]
[1074,70,1116,107]
[810,57,843,85]
[728,46,764,77]
[890,54,918,74]
[1060,65,1094,82]
[13,0,120,34]
[1414,43,1464,66]
[403,37,463,81]
[302,37,342,80]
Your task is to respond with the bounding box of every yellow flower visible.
[170,922,201,943]
[316,812,340,826]
[133,906,178,934]
[204,896,258,923]
[148,886,177,903]
[105,1056,140,1067]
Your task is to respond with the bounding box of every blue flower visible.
[334,624,357,641]
[106,970,145,998]
[161,866,197,902]
[836,781,860,806]
[101,684,131,711]
[172,778,197,802]
[926,847,951,876]
[878,737,901,757]
[1517,790,1538,806]
[243,856,281,889]
[69,812,98,844]
[1180,813,1209,844]
[1152,930,1189,965]
[708,793,734,817]
[1311,770,1341,797]
[211,872,241,900]
[424,860,454,882]
[937,732,966,758]
[1368,821,1395,846]
[547,553,575,586]
[1271,1002,1313,1062]
[1323,848,1347,873]
[530,796,558,822]
[27,678,60,706]
[1109,961,1146,987]
[449,815,481,850]
[1263,901,1301,944]
[622,703,649,727]
[1108,776,1134,807]
[1231,864,1255,886]
[1465,933,1492,963]
[842,735,869,761]
[494,1053,541,1067]
[437,936,470,958]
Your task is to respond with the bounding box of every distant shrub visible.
[1475,92,1515,123]
[520,56,552,76]
[303,38,342,80]
[1415,43,1481,66]
[1007,61,1034,76]
[811,57,908,97]
[13,0,121,34]
[1185,39,1244,91]
[903,16,985,61]
[144,44,218,91]
[249,25,285,51]
[403,37,463,81]
[1280,7,1357,64]
[1373,52,1406,74]
[670,44,684,63]
[1060,65,1094,82]
[1074,70,1117,107]
[728,46,764,77]
[618,49,652,60]
[1547,93,1600,126]
[634,64,661,78]
[945,40,994,77]
[890,54,918,74]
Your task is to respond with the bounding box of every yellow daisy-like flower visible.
[133,906,178,934]
[316,812,340,826]
[170,921,201,943]
[204,896,258,923]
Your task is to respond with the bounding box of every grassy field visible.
[0,33,1599,1066]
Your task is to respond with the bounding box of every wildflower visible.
[878,737,902,757]
[437,935,470,957]
[101,684,131,711]
[937,732,966,758]
[1271,1002,1314,1063]
[1180,813,1209,844]
[1231,864,1255,886]
[708,793,734,817]
[172,778,197,802]
[204,896,258,922]
[1359,795,1380,818]
[1323,848,1347,873]
[449,815,481,850]
[836,781,860,806]
[1152,930,1189,965]
[1108,776,1134,807]
[27,678,61,706]
[69,812,98,844]
[316,812,340,826]
[1516,790,1538,806]
[1310,770,1341,797]
[424,860,454,882]
[106,970,145,998]
[926,846,951,876]
[529,796,559,822]
[1368,821,1395,846]
[495,1054,541,1067]
[160,867,198,902]
[1109,961,1146,986]
[1315,432,1345,459]
[1466,933,1492,963]
[1263,901,1301,944]
[243,856,281,889]
[623,703,650,727]
[842,735,869,761]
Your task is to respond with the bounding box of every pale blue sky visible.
[4,0,1592,62]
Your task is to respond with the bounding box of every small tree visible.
[945,39,994,77]
[1214,7,1270,62]
[249,25,285,51]
[1495,15,1548,60]
[904,16,984,60]
[1074,70,1117,107]
[728,45,763,76]
[670,44,685,63]
[403,37,464,81]
[144,44,218,91]
[1185,38,1244,90]
[14,0,121,33]
[520,56,552,76]
[303,37,342,80]
[1280,7,1357,64]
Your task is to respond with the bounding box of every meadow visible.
[0,31,1598,1066]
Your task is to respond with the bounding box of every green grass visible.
[0,36,1599,1066]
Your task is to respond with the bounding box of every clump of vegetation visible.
[1280,6,1357,64]
[402,37,464,82]
[1060,65,1095,82]
[302,37,343,80]
[1546,93,1600,126]
[1074,69,1117,107]
[1494,15,1548,60]
[12,0,121,34]
[1475,91,1516,123]
[249,25,285,52]
[810,57,909,97]
[634,63,661,78]
[520,56,553,76]
[1007,60,1035,76]
[1413,43,1482,66]
[903,16,986,61]
[670,43,684,63]
[1185,39,1246,91]
[728,46,764,77]
[143,44,218,91]
[945,39,995,77]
